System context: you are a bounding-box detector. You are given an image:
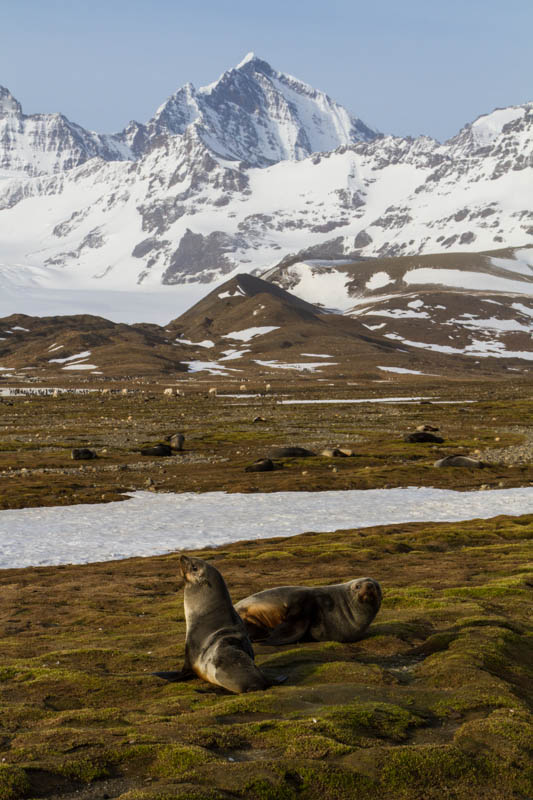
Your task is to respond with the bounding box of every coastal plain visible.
[0,376,532,799]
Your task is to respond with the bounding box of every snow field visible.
[0,486,531,569]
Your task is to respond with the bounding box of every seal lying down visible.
[154,556,283,693]
[235,578,382,645]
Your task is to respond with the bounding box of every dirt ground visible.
[0,375,532,799]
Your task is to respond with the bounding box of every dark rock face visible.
[353,230,373,248]
[163,230,246,284]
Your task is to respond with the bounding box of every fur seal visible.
[166,433,185,451]
[404,432,444,444]
[235,577,382,645]
[270,446,316,458]
[154,556,280,693]
[245,458,275,472]
[71,448,97,460]
[434,455,485,468]
[139,443,172,456]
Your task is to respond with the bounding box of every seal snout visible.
[358,579,381,605]
[179,554,193,579]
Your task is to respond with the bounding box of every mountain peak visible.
[235,51,257,69]
[149,55,378,165]
[0,86,22,116]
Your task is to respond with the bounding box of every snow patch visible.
[49,350,91,364]
[377,366,429,375]
[404,268,533,294]
[223,326,279,341]
[183,360,240,375]
[62,363,98,370]
[176,338,215,348]
[253,360,337,372]
[0,486,530,568]
[366,272,393,291]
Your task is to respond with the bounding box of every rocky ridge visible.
[265,246,533,367]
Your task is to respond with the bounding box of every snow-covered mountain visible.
[0,54,532,325]
[0,53,375,177]
[0,87,132,177]
[120,52,378,164]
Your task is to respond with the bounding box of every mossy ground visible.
[0,511,531,798]
[0,377,532,798]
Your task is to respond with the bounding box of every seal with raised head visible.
[235,577,382,645]
[154,556,278,693]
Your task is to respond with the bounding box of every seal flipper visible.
[152,668,195,682]
[261,616,309,646]
[266,673,288,685]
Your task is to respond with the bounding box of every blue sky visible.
[1,0,531,141]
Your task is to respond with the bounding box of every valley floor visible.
[0,376,532,799]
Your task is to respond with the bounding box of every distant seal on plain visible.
[245,458,275,472]
[404,431,444,444]
[416,424,439,432]
[71,448,97,460]
[154,556,282,693]
[139,443,172,456]
[166,432,185,451]
[434,455,485,468]
[270,446,316,458]
[235,577,382,645]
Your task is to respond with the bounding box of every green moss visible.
[0,667,19,682]
[431,689,517,716]
[299,661,387,685]
[327,701,421,745]
[285,734,351,759]
[117,789,225,800]
[183,725,249,750]
[454,708,533,775]
[297,765,376,800]
[253,551,295,561]
[154,744,216,778]
[57,755,113,783]
[242,777,298,800]
[211,693,280,715]
[379,745,489,797]
[0,765,30,800]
